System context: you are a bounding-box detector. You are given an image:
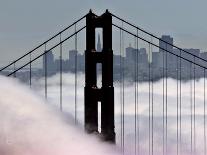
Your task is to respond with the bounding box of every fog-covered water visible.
[0,75,120,155]
[0,73,206,155]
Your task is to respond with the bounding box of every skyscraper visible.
[158,35,174,68]
[159,35,173,53]
[97,34,102,52]
[42,50,55,75]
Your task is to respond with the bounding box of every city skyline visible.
[1,0,207,66]
[35,34,207,82]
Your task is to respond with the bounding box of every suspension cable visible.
[0,14,86,73]
[179,50,182,155]
[44,43,47,99]
[29,53,32,88]
[134,36,137,155]
[113,23,207,154]
[151,37,154,155]
[110,13,207,66]
[7,26,86,76]
[190,63,193,155]
[176,56,179,155]
[193,57,196,155]
[60,33,63,111]
[165,43,168,155]
[148,43,151,155]
[162,43,165,155]
[112,24,207,70]
[122,21,125,155]
[13,63,16,78]
[120,28,123,153]
[75,24,78,124]
[136,29,140,155]
[204,69,206,155]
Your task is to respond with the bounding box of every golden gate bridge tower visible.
[84,10,115,143]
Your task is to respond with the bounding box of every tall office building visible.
[68,50,78,72]
[43,50,55,75]
[159,35,173,52]
[159,35,174,68]
[97,34,102,52]
[126,44,135,61]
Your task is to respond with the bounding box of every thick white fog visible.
[0,73,206,155]
[32,73,207,155]
[0,75,120,155]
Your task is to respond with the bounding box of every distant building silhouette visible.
[43,50,55,75]
[97,34,102,52]
[68,49,77,72]
[158,35,174,68]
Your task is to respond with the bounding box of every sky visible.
[0,0,207,66]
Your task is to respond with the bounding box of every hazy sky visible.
[0,0,207,66]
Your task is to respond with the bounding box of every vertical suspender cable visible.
[120,28,123,153]
[179,49,182,154]
[162,44,165,155]
[122,22,125,155]
[134,36,137,155]
[193,57,196,154]
[176,56,179,155]
[136,29,140,155]
[148,43,151,155]
[151,38,154,155]
[204,69,206,155]
[119,28,122,150]
[75,24,78,124]
[60,33,63,111]
[29,53,32,88]
[44,43,47,99]
[119,22,125,154]
[190,63,193,155]
[165,43,168,155]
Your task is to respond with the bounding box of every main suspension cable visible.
[13,63,16,77]
[8,26,86,76]
[0,14,86,73]
[112,24,207,70]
